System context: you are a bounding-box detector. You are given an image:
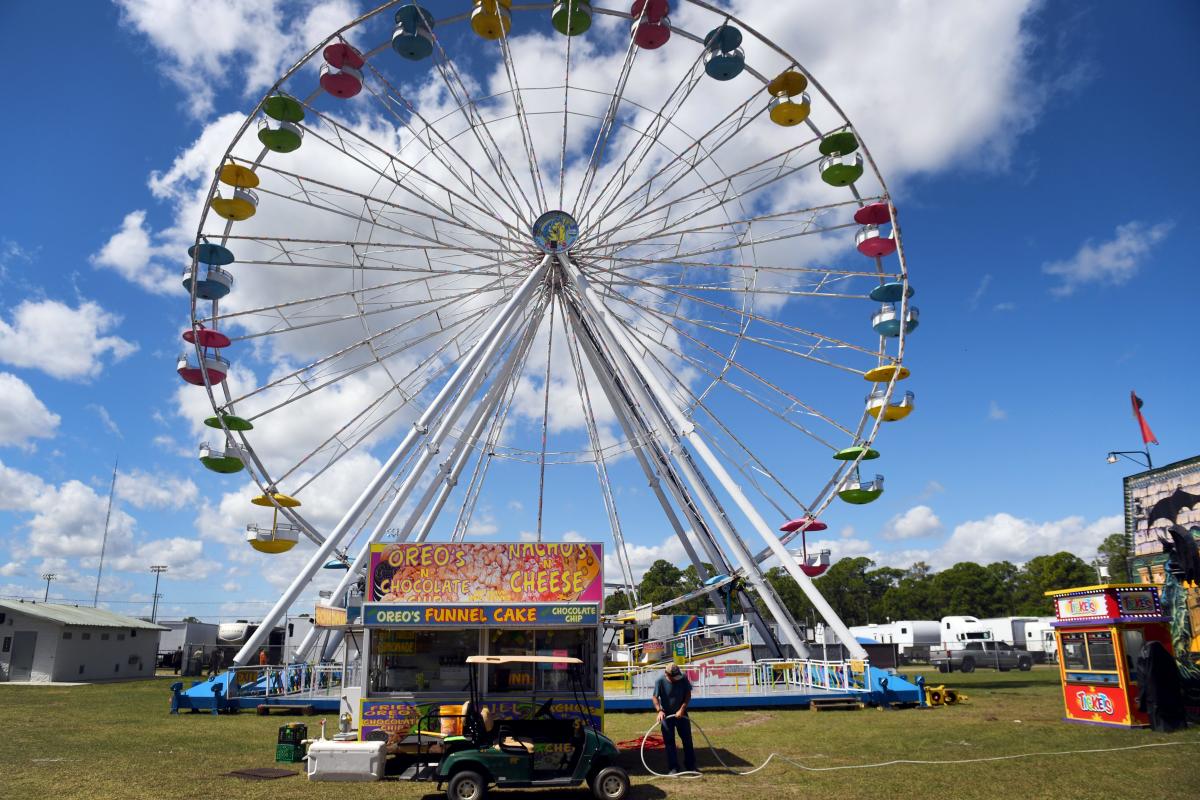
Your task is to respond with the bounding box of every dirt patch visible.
[732,711,775,728]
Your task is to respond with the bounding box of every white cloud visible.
[933,512,1122,569]
[1043,221,1173,296]
[0,373,60,449]
[109,537,217,580]
[988,400,1007,421]
[114,0,358,117]
[116,469,200,510]
[89,404,122,437]
[90,210,179,294]
[0,299,137,380]
[968,274,992,310]
[881,505,943,541]
[0,459,49,510]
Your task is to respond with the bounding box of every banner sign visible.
[1055,593,1116,622]
[314,605,347,627]
[363,603,597,627]
[1063,683,1131,726]
[368,542,603,604]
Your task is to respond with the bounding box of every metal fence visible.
[224,662,357,699]
[613,620,751,666]
[604,657,871,698]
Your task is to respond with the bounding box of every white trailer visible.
[978,616,1039,646]
[1018,617,1058,662]
[850,620,941,662]
[939,616,992,649]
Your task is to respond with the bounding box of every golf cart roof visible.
[466,655,583,665]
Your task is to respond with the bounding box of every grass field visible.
[3,667,1196,800]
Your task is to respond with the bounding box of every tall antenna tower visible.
[93,458,118,607]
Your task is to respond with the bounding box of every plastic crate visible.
[278,723,307,744]
[276,742,306,763]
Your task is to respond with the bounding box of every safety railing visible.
[225,662,357,699]
[603,657,871,698]
[616,620,751,666]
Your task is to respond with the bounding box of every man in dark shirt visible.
[652,663,696,774]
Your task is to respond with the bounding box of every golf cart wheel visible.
[448,770,487,800]
[1018,658,1032,672]
[591,766,630,800]
[960,657,976,673]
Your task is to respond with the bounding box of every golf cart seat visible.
[500,735,535,753]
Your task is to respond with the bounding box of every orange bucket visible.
[440,705,463,736]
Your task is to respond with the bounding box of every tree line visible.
[606,533,1129,626]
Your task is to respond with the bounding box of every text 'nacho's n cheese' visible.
[368,542,603,604]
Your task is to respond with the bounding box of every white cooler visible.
[306,740,386,782]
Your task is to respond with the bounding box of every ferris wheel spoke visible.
[202,259,517,332]
[214,277,502,343]
[604,290,853,442]
[571,24,642,217]
[496,32,548,212]
[290,104,523,241]
[357,58,528,226]
[238,160,531,254]
[580,251,899,280]
[591,212,855,254]
[583,147,827,252]
[427,34,540,223]
[229,298,493,414]
[595,281,881,376]
[588,84,773,234]
[579,54,708,229]
[584,138,822,251]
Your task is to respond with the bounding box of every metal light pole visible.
[150,565,168,623]
[1106,450,1152,469]
[41,573,56,602]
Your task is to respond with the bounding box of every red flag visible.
[1131,391,1158,446]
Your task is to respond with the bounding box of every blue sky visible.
[0,1,1197,622]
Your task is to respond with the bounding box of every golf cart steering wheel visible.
[534,698,555,719]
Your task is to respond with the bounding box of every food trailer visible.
[1047,583,1173,727]
[355,542,604,742]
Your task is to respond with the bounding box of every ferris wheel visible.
[179,0,918,666]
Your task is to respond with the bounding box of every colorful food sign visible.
[363,603,597,627]
[368,542,603,604]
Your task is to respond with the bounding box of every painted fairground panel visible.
[367,542,603,603]
[1125,457,1200,720]
[360,696,603,742]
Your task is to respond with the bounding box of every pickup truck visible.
[930,641,1033,673]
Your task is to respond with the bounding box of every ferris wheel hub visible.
[531,210,580,254]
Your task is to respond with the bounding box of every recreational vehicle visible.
[849,620,940,662]
[939,616,992,649]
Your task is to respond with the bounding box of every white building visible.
[0,600,167,683]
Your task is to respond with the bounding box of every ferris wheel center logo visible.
[531,210,580,254]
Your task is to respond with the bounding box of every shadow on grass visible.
[934,679,1048,691]
[416,786,669,800]
[620,745,754,777]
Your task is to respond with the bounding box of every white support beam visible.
[233,256,550,666]
[566,299,784,657]
[561,254,866,661]
[560,255,814,658]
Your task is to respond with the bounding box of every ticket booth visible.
[1047,583,1173,727]
[353,542,604,741]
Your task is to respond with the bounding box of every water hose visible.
[638,714,1200,779]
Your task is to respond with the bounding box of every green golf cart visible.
[390,654,629,800]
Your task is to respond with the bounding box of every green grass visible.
[2,667,1196,800]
